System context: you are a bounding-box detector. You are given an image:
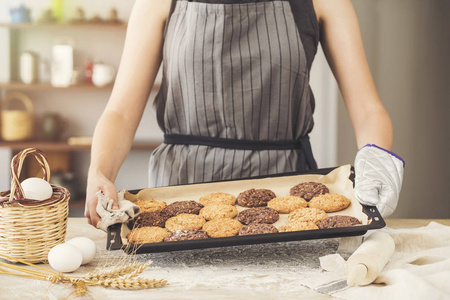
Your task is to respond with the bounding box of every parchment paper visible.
[120,164,369,245]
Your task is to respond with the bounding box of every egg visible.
[20,177,53,200]
[48,243,82,273]
[66,237,97,265]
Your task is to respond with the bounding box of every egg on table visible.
[48,243,82,273]
[20,177,53,200]
[67,237,97,265]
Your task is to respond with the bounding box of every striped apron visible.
[149,0,320,187]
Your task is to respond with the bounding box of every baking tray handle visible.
[107,223,123,250]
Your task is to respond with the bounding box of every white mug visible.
[92,64,115,87]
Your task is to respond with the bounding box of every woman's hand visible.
[85,169,119,228]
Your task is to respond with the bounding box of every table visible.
[1,218,449,300]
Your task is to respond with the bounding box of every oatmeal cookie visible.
[134,199,167,213]
[165,213,206,232]
[236,188,276,207]
[267,196,308,214]
[128,211,168,229]
[199,204,238,220]
[317,215,361,229]
[289,182,329,201]
[202,218,243,238]
[279,220,318,232]
[237,207,280,225]
[309,193,351,212]
[127,226,169,244]
[161,200,203,218]
[199,192,236,206]
[164,229,209,242]
[239,223,278,236]
[288,207,328,224]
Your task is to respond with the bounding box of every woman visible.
[85,0,404,228]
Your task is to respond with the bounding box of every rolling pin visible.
[345,231,395,286]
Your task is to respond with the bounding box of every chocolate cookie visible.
[239,223,279,236]
[202,218,243,238]
[236,188,276,207]
[267,196,308,214]
[279,220,318,232]
[317,215,361,229]
[199,192,236,206]
[165,213,206,232]
[199,204,238,220]
[289,182,329,201]
[128,211,168,229]
[127,226,169,244]
[237,207,279,225]
[309,193,351,213]
[161,200,203,218]
[164,229,209,242]
[288,207,328,224]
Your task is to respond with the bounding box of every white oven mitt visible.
[354,144,405,217]
[96,190,141,232]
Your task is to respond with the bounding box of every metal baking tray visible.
[106,166,385,253]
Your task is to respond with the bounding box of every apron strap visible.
[163,134,317,170]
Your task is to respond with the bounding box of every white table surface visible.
[1,218,449,300]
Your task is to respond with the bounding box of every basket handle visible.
[1,92,34,113]
[9,148,51,202]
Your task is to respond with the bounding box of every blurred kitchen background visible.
[0,0,448,218]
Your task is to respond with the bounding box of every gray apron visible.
[149,0,319,187]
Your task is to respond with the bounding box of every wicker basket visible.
[1,92,34,141]
[0,148,70,263]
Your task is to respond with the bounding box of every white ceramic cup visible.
[92,64,115,87]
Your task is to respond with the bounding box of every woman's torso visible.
[149,0,320,187]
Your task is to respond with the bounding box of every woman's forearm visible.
[88,109,138,182]
[350,99,393,151]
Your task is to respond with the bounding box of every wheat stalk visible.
[84,260,151,281]
[95,276,168,289]
[0,254,166,296]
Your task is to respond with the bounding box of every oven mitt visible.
[96,190,141,232]
[354,144,405,217]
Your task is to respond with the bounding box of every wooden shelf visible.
[0,82,161,92]
[0,141,162,152]
[0,22,127,30]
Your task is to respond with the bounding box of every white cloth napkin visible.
[302,222,450,300]
[95,190,140,232]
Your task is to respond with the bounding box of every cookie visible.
[128,211,168,229]
[199,192,236,206]
[317,215,361,229]
[134,199,167,213]
[161,200,203,218]
[267,196,308,214]
[165,213,206,232]
[289,182,329,201]
[309,193,351,212]
[239,223,278,236]
[237,207,279,225]
[288,207,328,224]
[236,188,276,207]
[279,220,318,232]
[127,226,169,244]
[164,229,209,242]
[202,218,243,238]
[199,204,238,220]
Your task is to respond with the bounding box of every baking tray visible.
[106,165,385,253]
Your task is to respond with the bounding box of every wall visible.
[338,0,450,218]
